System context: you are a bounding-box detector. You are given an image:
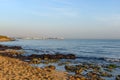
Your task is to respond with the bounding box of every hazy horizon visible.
[0,0,120,39]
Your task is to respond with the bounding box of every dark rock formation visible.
[0,45,22,50]
[116,75,120,80]
[28,53,76,60]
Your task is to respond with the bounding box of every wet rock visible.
[75,68,83,74]
[65,54,76,59]
[87,71,104,80]
[107,64,117,69]
[30,58,41,64]
[47,59,59,63]
[0,45,22,50]
[65,65,76,72]
[45,65,56,70]
[69,75,88,80]
[105,58,120,62]
[58,62,71,66]
[41,59,59,64]
[116,75,120,80]
[100,72,112,77]
[28,53,76,60]
[104,68,112,72]
[69,76,75,80]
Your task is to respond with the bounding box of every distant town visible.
[14,37,64,40]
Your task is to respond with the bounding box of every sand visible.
[0,53,67,80]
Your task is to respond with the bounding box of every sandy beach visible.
[0,45,67,80]
[0,53,67,80]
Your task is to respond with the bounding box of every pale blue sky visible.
[0,0,120,39]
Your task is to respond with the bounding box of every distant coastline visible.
[0,35,14,42]
[15,37,64,40]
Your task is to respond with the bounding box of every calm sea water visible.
[1,39,120,59]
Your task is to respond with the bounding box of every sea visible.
[1,39,120,59]
[1,39,120,79]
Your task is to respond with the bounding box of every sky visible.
[0,0,120,39]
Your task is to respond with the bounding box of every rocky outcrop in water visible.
[0,45,22,50]
[28,53,76,60]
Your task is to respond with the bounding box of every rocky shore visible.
[0,45,68,80]
[0,44,120,80]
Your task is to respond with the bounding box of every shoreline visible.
[0,44,68,80]
[0,44,120,80]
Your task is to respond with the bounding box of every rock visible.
[100,72,112,77]
[65,65,76,72]
[105,58,120,62]
[86,71,106,80]
[104,68,112,72]
[45,65,56,70]
[75,68,83,74]
[28,53,76,60]
[58,62,71,66]
[69,75,88,80]
[69,76,75,80]
[65,54,76,59]
[30,58,41,64]
[48,59,59,63]
[0,45,22,50]
[116,75,120,80]
[107,64,117,69]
